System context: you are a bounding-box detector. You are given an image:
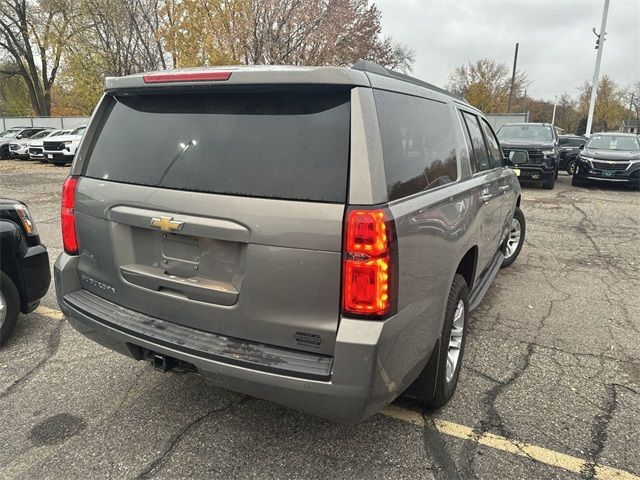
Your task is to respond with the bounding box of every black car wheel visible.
[501,207,526,268]
[566,160,577,175]
[410,274,469,408]
[0,146,10,160]
[0,271,20,347]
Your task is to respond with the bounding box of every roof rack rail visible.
[351,60,467,103]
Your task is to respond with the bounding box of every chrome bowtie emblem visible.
[150,216,184,232]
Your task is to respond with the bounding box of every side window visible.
[480,119,503,169]
[375,90,458,201]
[462,112,490,172]
[559,137,569,146]
[458,111,476,173]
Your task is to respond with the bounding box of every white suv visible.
[42,125,87,166]
[29,129,69,162]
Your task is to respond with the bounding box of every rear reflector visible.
[342,209,396,318]
[142,71,232,84]
[61,176,79,254]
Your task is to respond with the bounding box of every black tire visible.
[501,207,525,268]
[542,175,555,189]
[0,271,20,347]
[0,146,10,160]
[566,160,577,175]
[412,274,469,408]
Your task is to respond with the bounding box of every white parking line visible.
[31,307,640,480]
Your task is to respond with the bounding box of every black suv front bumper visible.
[574,158,640,188]
[512,164,556,183]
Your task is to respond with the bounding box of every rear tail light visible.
[342,209,397,319]
[142,71,232,83]
[61,176,79,254]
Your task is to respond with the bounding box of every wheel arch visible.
[456,246,478,291]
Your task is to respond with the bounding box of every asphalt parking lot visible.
[1,160,639,480]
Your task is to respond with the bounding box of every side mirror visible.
[579,144,584,150]
[16,134,23,139]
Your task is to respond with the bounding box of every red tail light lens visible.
[61,176,79,254]
[342,209,395,318]
[142,71,232,83]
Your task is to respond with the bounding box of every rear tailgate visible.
[73,87,351,355]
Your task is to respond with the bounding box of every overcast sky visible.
[377,0,640,101]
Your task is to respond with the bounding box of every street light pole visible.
[585,0,610,135]
[551,95,558,125]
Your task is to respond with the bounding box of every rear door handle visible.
[480,189,493,203]
[499,185,510,191]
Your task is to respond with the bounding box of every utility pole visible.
[507,43,519,113]
[551,95,558,125]
[625,93,634,132]
[585,0,610,136]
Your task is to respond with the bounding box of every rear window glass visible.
[374,90,458,201]
[84,89,351,203]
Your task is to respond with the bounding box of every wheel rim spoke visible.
[505,218,521,259]
[0,292,6,326]
[446,300,465,383]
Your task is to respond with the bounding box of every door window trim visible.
[459,109,495,177]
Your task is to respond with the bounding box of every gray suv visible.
[55,61,525,423]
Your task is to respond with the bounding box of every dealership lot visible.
[0,160,638,479]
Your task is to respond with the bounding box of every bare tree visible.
[0,0,82,115]
[158,0,414,71]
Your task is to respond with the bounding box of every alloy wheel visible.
[505,217,522,259]
[446,299,465,383]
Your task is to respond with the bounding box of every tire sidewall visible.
[0,271,20,346]
[430,275,469,406]
[501,207,526,268]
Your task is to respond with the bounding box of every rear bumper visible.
[54,254,429,423]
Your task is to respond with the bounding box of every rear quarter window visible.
[83,88,351,203]
[374,90,458,201]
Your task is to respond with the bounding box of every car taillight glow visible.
[142,71,232,83]
[61,176,79,254]
[342,209,394,318]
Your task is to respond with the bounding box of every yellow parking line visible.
[383,404,639,480]
[30,306,640,480]
[34,305,64,320]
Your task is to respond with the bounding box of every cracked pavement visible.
[0,160,639,479]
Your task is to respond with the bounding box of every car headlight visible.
[542,149,555,156]
[63,140,73,145]
[14,204,38,236]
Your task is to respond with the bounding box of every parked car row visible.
[0,125,86,166]
[496,123,639,191]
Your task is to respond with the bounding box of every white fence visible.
[485,113,529,131]
[1,116,91,131]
